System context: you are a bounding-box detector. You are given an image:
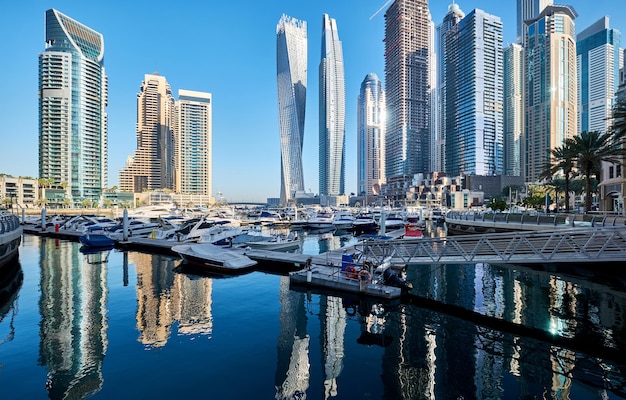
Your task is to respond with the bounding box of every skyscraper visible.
[174,90,212,196]
[319,14,346,197]
[119,73,175,192]
[39,9,108,206]
[577,17,621,134]
[444,9,504,176]
[357,73,386,198]
[276,15,307,205]
[384,0,432,189]
[504,43,524,177]
[435,3,465,174]
[524,5,578,181]
[517,0,553,43]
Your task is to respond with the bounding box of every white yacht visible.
[332,210,355,230]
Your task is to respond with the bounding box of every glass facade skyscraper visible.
[504,43,525,177]
[517,0,553,43]
[276,15,307,205]
[435,3,465,174]
[39,9,108,206]
[357,73,385,198]
[577,17,621,134]
[319,14,346,197]
[175,90,212,196]
[444,9,504,176]
[384,0,432,184]
[524,5,578,182]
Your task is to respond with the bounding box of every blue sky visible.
[1,1,624,203]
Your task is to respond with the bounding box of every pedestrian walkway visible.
[355,226,626,265]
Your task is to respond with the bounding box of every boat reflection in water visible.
[2,231,625,399]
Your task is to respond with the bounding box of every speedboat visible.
[0,211,22,269]
[79,227,116,248]
[332,210,355,230]
[306,209,335,230]
[171,243,257,273]
[383,211,405,230]
[352,212,378,233]
[239,231,300,251]
[106,218,162,239]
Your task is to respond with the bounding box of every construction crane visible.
[369,0,394,20]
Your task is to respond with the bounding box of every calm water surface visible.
[0,225,625,399]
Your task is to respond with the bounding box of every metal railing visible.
[356,227,626,265]
[446,211,626,227]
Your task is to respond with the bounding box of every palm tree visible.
[539,141,577,212]
[569,131,626,212]
[610,97,626,141]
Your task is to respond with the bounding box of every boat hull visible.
[172,243,257,274]
[0,213,22,270]
[79,233,115,248]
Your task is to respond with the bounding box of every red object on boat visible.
[405,224,424,237]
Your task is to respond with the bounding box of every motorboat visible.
[332,210,355,230]
[79,227,116,248]
[106,218,162,240]
[0,211,22,269]
[352,212,378,232]
[382,211,405,230]
[239,231,300,251]
[171,243,257,273]
[306,209,335,230]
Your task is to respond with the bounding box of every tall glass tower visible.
[517,0,553,43]
[577,17,621,134]
[435,3,465,174]
[444,9,504,176]
[357,73,385,199]
[319,14,346,197]
[524,5,578,181]
[384,0,432,185]
[175,90,212,196]
[119,73,175,192]
[276,15,307,205]
[39,9,108,206]
[504,43,525,177]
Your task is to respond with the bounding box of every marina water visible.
[1,226,625,399]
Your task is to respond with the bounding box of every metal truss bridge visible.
[355,227,626,266]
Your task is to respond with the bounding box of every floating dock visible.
[290,263,402,299]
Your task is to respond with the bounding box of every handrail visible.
[358,227,626,265]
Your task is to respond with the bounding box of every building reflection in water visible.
[132,252,214,347]
[38,238,108,399]
[32,235,626,399]
[276,257,626,398]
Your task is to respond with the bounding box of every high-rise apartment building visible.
[276,15,307,205]
[174,90,212,196]
[577,17,621,134]
[578,17,622,212]
[517,0,553,43]
[319,14,346,196]
[524,5,578,182]
[357,73,386,198]
[384,0,432,184]
[119,73,175,192]
[435,3,465,174]
[444,9,504,177]
[39,9,108,206]
[504,43,525,177]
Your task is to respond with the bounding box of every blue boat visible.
[79,230,115,248]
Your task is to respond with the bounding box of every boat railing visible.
[0,213,21,234]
